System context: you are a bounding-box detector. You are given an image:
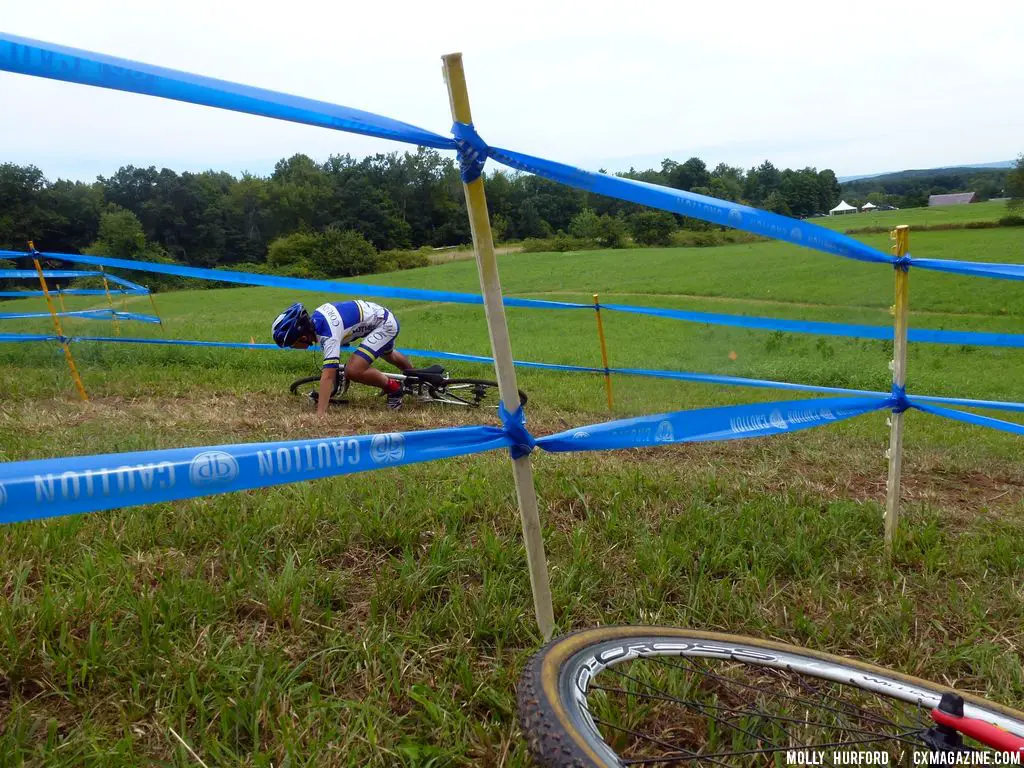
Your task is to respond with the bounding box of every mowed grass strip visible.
[812,199,1016,231]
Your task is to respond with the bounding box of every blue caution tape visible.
[0,266,149,295]
[0,332,57,343]
[0,289,149,297]
[908,393,1024,414]
[911,257,1024,282]
[1,35,1022,279]
[0,425,513,524]
[486,147,892,265]
[452,122,489,183]
[890,384,910,414]
[0,33,455,151]
[909,400,1024,436]
[0,310,98,320]
[0,269,107,278]
[4,249,1022,348]
[0,33,454,151]
[600,302,1024,348]
[498,401,535,458]
[486,147,1024,282]
[0,387,1018,524]
[113,311,161,324]
[537,396,891,452]
[0,250,591,312]
[0,268,148,292]
[78,335,283,349]
[3,331,1024,415]
[0,332,306,351]
[0,394,888,525]
[0,309,161,324]
[101,273,149,292]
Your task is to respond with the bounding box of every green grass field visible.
[813,199,1014,231]
[1,210,1022,765]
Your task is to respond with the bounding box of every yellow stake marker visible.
[593,294,614,410]
[885,225,910,554]
[146,287,166,335]
[99,266,120,336]
[442,53,555,641]
[31,248,89,402]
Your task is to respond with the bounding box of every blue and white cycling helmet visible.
[272,302,311,347]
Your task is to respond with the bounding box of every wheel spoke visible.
[590,716,733,768]
[597,660,925,764]
[650,656,910,730]
[588,683,910,744]
[602,666,789,750]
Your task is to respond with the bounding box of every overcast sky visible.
[2,0,1022,183]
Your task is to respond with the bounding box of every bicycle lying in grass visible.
[289,363,528,409]
[518,626,1024,767]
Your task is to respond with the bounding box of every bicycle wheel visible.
[428,378,528,408]
[517,626,1024,767]
[288,374,349,405]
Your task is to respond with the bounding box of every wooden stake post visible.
[593,294,614,410]
[146,287,166,335]
[30,244,89,402]
[884,225,910,552]
[441,54,555,640]
[99,266,121,336]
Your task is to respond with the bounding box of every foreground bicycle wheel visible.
[288,374,350,404]
[517,626,1024,767]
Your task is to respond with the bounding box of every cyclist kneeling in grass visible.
[272,300,413,414]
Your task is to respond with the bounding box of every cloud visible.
[3,0,1022,181]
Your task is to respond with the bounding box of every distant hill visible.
[839,161,1015,183]
[839,163,1013,208]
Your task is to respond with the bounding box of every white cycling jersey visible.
[311,300,399,370]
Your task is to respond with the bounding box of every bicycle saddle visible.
[403,364,447,384]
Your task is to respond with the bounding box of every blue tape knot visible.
[498,401,535,459]
[891,384,910,414]
[893,255,912,271]
[452,122,489,183]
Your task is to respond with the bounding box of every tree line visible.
[2,151,846,283]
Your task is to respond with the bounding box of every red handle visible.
[931,708,1024,753]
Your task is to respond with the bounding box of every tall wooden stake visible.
[30,244,88,402]
[99,266,121,336]
[885,225,910,553]
[146,287,166,335]
[441,53,555,640]
[593,294,614,410]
